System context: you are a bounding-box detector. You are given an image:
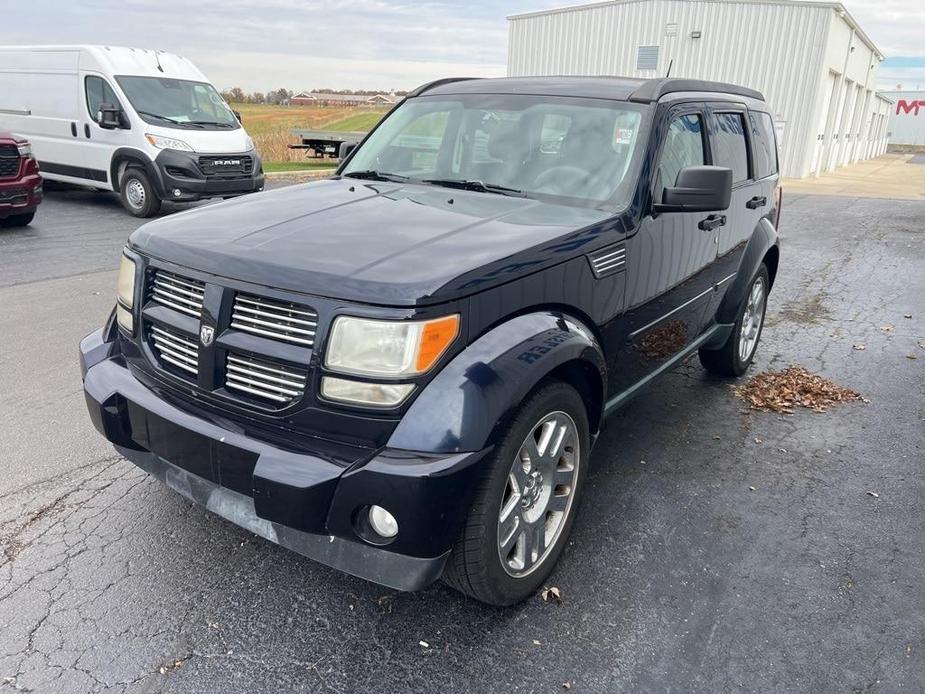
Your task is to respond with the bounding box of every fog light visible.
[368,505,398,539]
[172,188,181,197]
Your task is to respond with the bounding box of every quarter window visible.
[658,114,705,194]
[712,112,750,184]
[750,111,778,179]
[85,76,124,123]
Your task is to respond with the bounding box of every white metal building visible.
[881,91,925,149]
[507,0,892,178]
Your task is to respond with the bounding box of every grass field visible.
[234,103,387,168]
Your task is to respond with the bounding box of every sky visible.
[2,0,923,92]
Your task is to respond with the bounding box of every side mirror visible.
[232,110,242,123]
[339,142,358,160]
[97,103,122,130]
[653,165,732,213]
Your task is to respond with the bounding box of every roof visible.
[413,76,765,103]
[0,45,208,81]
[507,0,883,60]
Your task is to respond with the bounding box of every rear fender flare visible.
[716,217,779,324]
[388,312,606,454]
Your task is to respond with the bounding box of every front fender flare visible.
[388,312,606,454]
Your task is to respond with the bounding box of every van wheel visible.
[120,167,161,218]
[699,264,770,377]
[443,381,589,606]
[3,211,35,227]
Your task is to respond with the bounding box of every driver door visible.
[608,106,719,396]
[78,73,134,190]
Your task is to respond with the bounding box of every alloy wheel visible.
[738,276,767,363]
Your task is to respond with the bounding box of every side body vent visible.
[588,243,627,278]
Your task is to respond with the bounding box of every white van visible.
[0,45,264,216]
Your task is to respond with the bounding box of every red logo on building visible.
[896,100,924,116]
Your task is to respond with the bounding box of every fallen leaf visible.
[419,640,430,648]
[532,639,541,646]
[866,491,879,498]
[733,366,864,414]
[748,486,757,491]
[904,314,913,319]
[853,344,866,351]
[880,325,895,333]
[754,437,762,444]
[541,586,562,604]
[907,354,919,360]
[563,683,572,690]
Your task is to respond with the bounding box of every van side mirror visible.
[232,110,242,123]
[653,165,732,213]
[97,103,122,130]
[339,142,358,160]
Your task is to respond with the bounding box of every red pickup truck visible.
[0,132,42,227]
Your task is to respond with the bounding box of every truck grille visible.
[225,353,308,404]
[151,326,199,375]
[231,293,317,347]
[151,271,205,318]
[198,155,254,178]
[0,145,20,178]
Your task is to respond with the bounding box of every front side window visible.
[658,113,705,194]
[115,76,239,130]
[343,93,649,209]
[85,75,125,123]
[712,112,750,184]
[750,111,778,179]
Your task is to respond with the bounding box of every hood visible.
[129,179,616,306]
[142,123,253,155]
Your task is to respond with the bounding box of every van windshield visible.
[342,93,649,209]
[115,76,239,130]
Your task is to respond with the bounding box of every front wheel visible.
[699,264,770,377]
[443,381,589,606]
[119,167,161,218]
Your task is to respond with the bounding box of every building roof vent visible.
[637,45,659,71]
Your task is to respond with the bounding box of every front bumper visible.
[80,326,489,591]
[0,172,42,218]
[152,149,265,202]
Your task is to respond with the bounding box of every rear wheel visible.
[2,211,35,227]
[699,264,769,377]
[443,381,589,606]
[120,167,161,218]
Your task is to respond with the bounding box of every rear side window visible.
[712,112,750,184]
[750,111,778,179]
[85,76,123,120]
[658,114,705,192]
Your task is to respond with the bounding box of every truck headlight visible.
[116,253,137,333]
[145,133,194,152]
[324,315,459,378]
[16,143,32,158]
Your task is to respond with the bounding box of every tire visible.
[699,264,770,377]
[443,380,590,606]
[119,167,161,218]
[2,211,35,227]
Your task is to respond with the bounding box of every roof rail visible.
[628,78,764,104]
[407,77,480,97]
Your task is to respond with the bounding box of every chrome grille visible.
[588,244,627,278]
[225,353,308,404]
[151,326,199,375]
[231,294,317,347]
[151,271,205,318]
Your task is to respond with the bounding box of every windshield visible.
[115,76,239,130]
[342,93,649,209]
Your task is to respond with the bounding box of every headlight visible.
[321,377,415,408]
[145,133,194,152]
[324,315,459,378]
[16,143,32,157]
[116,253,137,333]
[244,135,255,151]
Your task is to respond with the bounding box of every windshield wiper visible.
[421,178,529,198]
[343,170,410,183]
[135,110,183,126]
[187,120,235,128]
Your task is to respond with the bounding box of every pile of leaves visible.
[733,365,865,414]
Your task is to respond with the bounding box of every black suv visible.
[80,77,780,606]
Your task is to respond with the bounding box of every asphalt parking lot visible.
[1,182,923,692]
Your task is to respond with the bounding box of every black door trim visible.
[37,161,108,183]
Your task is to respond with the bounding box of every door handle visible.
[746,196,767,209]
[84,123,91,138]
[698,214,726,231]
[70,122,77,137]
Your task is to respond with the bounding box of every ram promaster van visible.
[81,77,782,606]
[0,45,263,216]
